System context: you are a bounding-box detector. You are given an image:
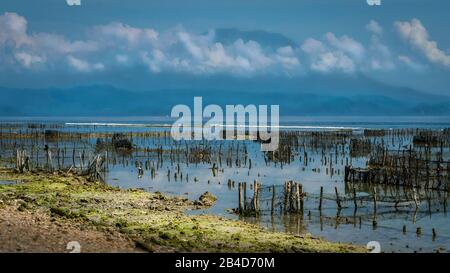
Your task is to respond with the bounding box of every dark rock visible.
[197,191,217,206]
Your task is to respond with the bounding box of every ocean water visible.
[2,115,450,128]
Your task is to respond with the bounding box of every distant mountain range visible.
[1,73,450,116]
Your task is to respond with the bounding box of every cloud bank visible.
[395,18,450,68]
[0,12,448,77]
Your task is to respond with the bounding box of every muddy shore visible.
[0,168,365,253]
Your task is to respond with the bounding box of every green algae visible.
[0,168,365,253]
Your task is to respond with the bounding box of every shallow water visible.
[1,116,450,253]
[0,180,16,185]
[105,145,449,253]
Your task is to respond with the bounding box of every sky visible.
[0,0,450,94]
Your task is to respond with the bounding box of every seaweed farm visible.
[1,118,450,253]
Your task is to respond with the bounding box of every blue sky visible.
[1,0,450,94]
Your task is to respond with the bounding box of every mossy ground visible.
[0,168,365,253]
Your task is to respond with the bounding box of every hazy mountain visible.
[1,74,450,116]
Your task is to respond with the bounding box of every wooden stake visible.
[335,187,342,209]
[238,182,243,213]
[271,185,275,215]
[319,186,323,211]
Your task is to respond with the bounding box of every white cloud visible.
[232,39,273,70]
[67,55,104,72]
[275,46,300,69]
[177,31,205,60]
[366,20,383,35]
[33,33,98,54]
[206,43,245,70]
[368,36,394,71]
[365,20,394,71]
[0,12,304,75]
[300,24,400,73]
[1,12,439,77]
[325,32,365,61]
[301,38,326,54]
[90,22,158,49]
[311,51,354,73]
[276,46,294,56]
[14,52,45,68]
[0,12,31,47]
[141,50,168,73]
[301,37,356,73]
[0,12,98,70]
[395,18,450,68]
[398,55,425,71]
